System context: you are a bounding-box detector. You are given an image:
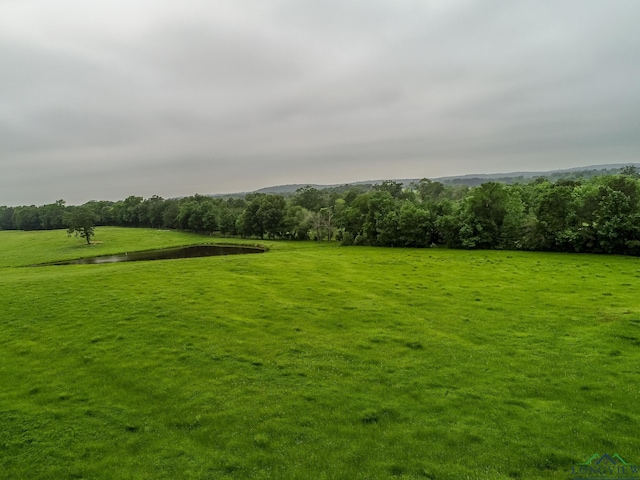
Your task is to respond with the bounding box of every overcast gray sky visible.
[1,0,639,205]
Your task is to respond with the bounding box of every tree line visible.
[2,167,640,255]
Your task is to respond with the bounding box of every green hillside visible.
[1,228,639,479]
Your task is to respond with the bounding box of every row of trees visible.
[2,169,640,255]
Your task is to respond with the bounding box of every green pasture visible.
[1,228,639,479]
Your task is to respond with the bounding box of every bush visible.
[341,232,355,246]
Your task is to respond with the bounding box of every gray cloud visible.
[1,0,639,205]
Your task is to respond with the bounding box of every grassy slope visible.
[1,228,639,479]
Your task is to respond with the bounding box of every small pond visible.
[35,244,265,266]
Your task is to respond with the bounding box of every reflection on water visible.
[36,244,265,266]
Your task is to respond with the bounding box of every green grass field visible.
[2,228,640,479]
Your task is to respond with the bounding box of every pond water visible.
[37,244,265,265]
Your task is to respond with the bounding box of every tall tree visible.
[284,205,312,240]
[374,180,405,199]
[293,186,324,211]
[143,195,167,228]
[65,208,96,245]
[415,178,445,203]
[457,182,512,249]
[38,200,67,230]
[0,206,15,230]
[258,195,286,239]
[218,207,238,237]
[13,206,41,230]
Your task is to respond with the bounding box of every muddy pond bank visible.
[34,244,265,266]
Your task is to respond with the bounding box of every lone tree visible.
[66,208,96,244]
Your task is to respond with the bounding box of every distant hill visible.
[211,163,640,197]
[253,182,377,195]
[434,163,640,187]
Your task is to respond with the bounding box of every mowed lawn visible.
[1,228,639,479]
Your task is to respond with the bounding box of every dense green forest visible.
[3,167,640,255]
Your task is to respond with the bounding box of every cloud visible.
[1,0,639,205]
